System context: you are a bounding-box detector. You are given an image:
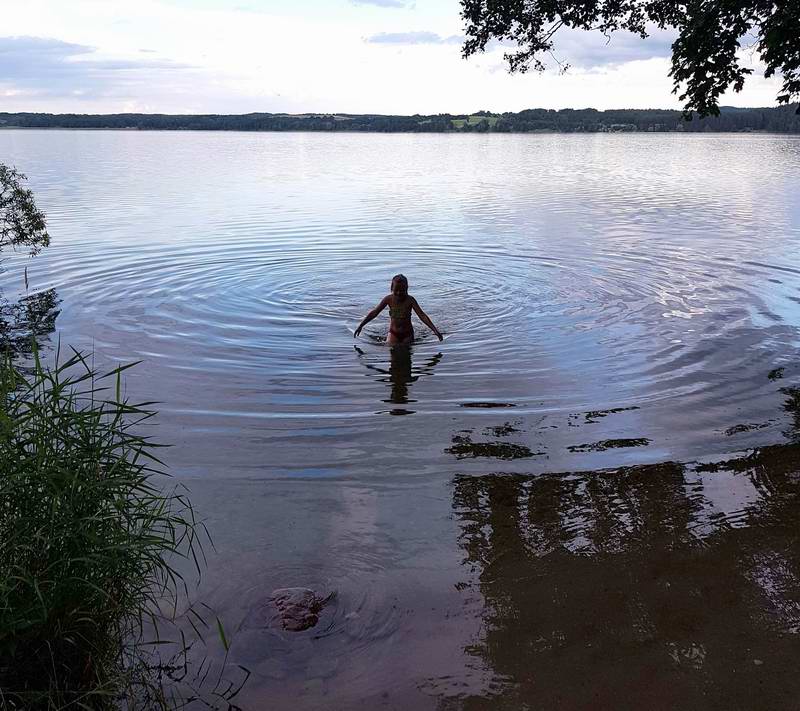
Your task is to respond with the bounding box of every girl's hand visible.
[354,325,362,338]
[435,330,443,342]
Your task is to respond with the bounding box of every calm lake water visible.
[2,130,800,709]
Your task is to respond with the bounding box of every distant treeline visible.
[1,105,799,133]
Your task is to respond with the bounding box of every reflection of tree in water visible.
[780,385,800,441]
[0,287,60,354]
[446,446,800,710]
[354,345,442,415]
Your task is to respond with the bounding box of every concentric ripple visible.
[1,130,799,475]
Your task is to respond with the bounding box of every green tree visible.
[460,0,800,117]
[0,164,49,255]
[1,165,53,354]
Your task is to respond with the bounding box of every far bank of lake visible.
[2,103,800,134]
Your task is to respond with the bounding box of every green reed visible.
[0,346,207,709]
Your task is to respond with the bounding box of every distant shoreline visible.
[0,126,796,137]
[1,105,798,134]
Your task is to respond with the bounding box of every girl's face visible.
[391,278,407,297]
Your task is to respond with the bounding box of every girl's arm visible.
[354,296,389,337]
[412,298,443,341]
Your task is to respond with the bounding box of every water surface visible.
[1,130,800,708]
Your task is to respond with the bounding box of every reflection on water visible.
[0,287,60,355]
[446,428,543,460]
[449,441,800,709]
[0,131,798,473]
[567,436,652,452]
[176,411,800,709]
[781,385,800,440]
[0,130,799,708]
[354,344,443,415]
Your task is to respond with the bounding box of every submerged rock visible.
[269,587,331,631]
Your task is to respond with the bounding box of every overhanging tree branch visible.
[460,0,800,117]
[0,165,49,256]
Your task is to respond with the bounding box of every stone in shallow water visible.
[269,587,330,631]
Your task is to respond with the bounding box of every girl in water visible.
[354,274,443,345]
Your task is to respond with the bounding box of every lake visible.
[2,130,800,709]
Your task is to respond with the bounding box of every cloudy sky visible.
[0,0,782,114]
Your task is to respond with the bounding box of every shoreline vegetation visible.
[2,104,800,134]
[0,165,252,709]
[0,349,218,709]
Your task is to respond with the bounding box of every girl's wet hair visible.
[391,274,408,290]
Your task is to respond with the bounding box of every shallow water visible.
[2,130,800,708]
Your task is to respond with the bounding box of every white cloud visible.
[545,27,676,69]
[350,0,412,7]
[365,31,462,44]
[0,36,193,99]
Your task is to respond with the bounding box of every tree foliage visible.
[460,0,800,117]
[0,164,49,255]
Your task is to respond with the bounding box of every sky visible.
[0,0,784,115]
